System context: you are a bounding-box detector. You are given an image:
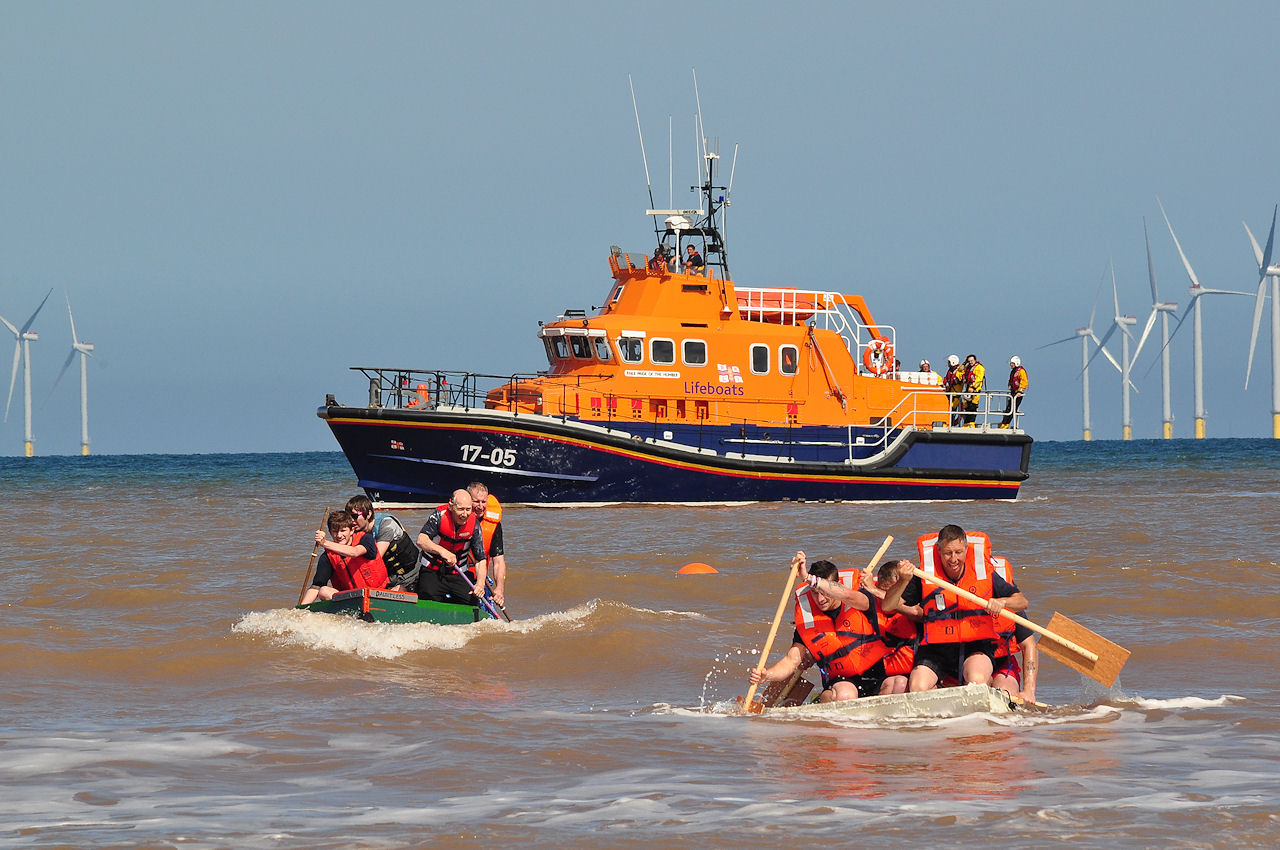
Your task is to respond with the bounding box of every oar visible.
[741,553,802,714]
[297,508,330,605]
[908,566,1130,687]
[448,562,505,621]
[485,575,513,622]
[765,534,896,709]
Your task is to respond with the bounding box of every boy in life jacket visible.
[301,509,390,604]
[880,524,1028,693]
[747,552,912,702]
[346,494,421,592]
[415,489,487,606]
[467,481,506,609]
[872,560,923,696]
[988,554,1039,703]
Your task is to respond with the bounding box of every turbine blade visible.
[1131,309,1159,364]
[1144,218,1159,304]
[1244,277,1267,390]
[1083,324,1120,374]
[5,340,20,423]
[1037,333,1080,350]
[44,348,77,405]
[0,312,17,336]
[19,288,53,335]
[66,296,80,346]
[1158,197,1203,290]
[1087,330,1125,374]
[1111,259,1121,318]
[1244,221,1264,268]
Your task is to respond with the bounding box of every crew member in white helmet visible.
[919,358,941,385]
[1002,355,1028,428]
[942,354,964,425]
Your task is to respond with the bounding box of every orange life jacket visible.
[916,531,999,645]
[427,505,480,574]
[328,531,389,592]
[877,607,919,677]
[793,570,890,678]
[478,494,502,557]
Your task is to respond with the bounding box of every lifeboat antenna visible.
[628,75,660,236]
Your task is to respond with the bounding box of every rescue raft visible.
[765,683,1023,720]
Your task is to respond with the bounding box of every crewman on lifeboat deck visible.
[880,524,1027,692]
[302,509,390,604]
[747,552,912,702]
[943,354,964,424]
[416,489,488,606]
[684,243,705,275]
[961,354,985,425]
[648,246,669,273]
[1001,355,1029,428]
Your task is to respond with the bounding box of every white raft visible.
[765,683,1017,720]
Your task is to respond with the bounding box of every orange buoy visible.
[678,562,718,575]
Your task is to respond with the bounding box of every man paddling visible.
[346,494,420,592]
[415,489,487,607]
[301,510,390,604]
[467,481,507,610]
[881,524,1027,692]
[747,552,912,702]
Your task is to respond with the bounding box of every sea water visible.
[2,441,1279,847]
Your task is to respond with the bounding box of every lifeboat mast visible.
[646,144,731,281]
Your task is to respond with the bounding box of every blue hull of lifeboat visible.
[318,405,1031,505]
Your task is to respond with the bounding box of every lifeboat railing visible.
[349,367,1024,457]
[733,287,897,371]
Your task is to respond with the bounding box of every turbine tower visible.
[1243,206,1279,438]
[1158,199,1251,439]
[1040,271,1124,441]
[1,289,53,457]
[1134,220,1179,439]
[1083,268,1140,440]
[51,297,95,455]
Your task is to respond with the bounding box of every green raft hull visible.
[298,588,483,624]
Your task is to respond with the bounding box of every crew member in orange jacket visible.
[748,552,913,702]
[416,489,487,606]
[881,524,1028,692]
[467,480,507,609]
[301,509,390,604]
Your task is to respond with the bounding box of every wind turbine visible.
[1133,220,1179,439]
[1158,199,1252,439]
[1243,206,1279,438]
[1083,267,1140,439]
[1,289,53,457]
[50,297,95,455]
[1040,269,1124,441]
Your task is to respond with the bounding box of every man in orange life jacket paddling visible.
[747,552,914,702]
[467,481,506,609]
[301,509,390,604]
[416,489,487,606]
[882,524,1028,692]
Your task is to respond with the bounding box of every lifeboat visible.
[318,107,1031,506]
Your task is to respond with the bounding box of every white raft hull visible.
[766,683,1016,720]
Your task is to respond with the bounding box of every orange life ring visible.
[862,337,894,375]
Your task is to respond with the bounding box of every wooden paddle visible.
[297,508,330,605]
[908,566,1130,687]
[741,553,802,714]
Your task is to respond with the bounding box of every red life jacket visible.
[328,531,389,592]
[793,570,890,678]
[916,531,999,645]
[427,504,479,573]
[877,607,919,677]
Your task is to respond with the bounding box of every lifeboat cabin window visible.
[651,338,675,365]
[751,343,769,375]
[618,336,644,364]
[780,344,799,375]
[593,337,613,361]
[569,335,592,359]
[553,337,570,360]
[682,339,707,367]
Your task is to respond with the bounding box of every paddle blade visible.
[762,676,814,708]
[734,695,766,715]
[1041,612,1130,688]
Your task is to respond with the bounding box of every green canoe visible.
[298,588,483,625]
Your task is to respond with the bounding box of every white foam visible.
[1122,694,1243,710]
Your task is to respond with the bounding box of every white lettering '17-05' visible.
[460,445,517,467]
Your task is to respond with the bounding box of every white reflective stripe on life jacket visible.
[793,568,857,629]
[917,532,992,582]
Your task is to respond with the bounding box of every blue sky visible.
[3,1,1279,455]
